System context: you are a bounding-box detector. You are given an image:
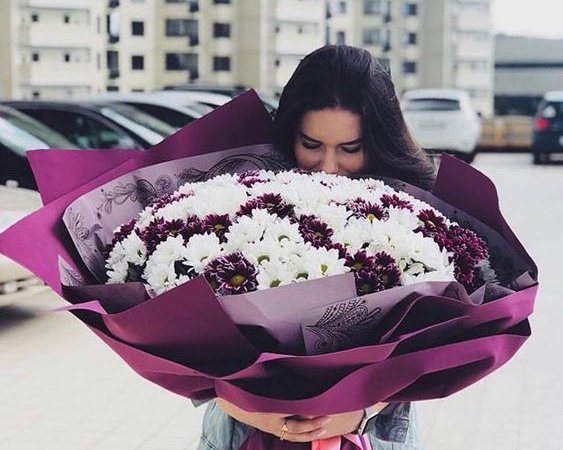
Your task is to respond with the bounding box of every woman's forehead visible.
[299,108,362,142]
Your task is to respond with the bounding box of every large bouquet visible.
[0,91,538,450]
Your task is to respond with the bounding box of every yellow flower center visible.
[230,274,246,286]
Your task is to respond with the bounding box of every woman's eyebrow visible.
[299,131,361,145]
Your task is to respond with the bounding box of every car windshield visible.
[0,117,50,157]
[0,108,74,148]
[404,98,461,111]
[98,104,176,144]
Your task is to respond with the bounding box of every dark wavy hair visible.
[272,45,436,190]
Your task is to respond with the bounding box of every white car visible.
[402,89,482,163]
[0,184,45,305]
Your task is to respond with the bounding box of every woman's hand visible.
[215,398,331,442]
[319,402,388,439]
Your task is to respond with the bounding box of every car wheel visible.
[533,152,549,165]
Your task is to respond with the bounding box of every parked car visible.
[0,184,46,304]
[76,93,206,129]
[162,85,279,114]
[402,89,482,163]
[532,91,563,164]
[152,90,232,111]
[0,105,77,189]
[3,101,175,149]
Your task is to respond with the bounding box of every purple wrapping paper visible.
[0,90,538,449]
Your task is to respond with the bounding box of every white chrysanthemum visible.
[264,217,303,246]
[150,235,188,265]
[279,240,312,262]
[188,183,248,217]
[121,233,147,265]
[387,206,420,230]
[224,215,265,250]
[247,208,279,229]
[137,206,155,230]
[184,233,223,272]
[402,266,456,285]
[256,259,294,289]
[304,202,349,231]
[155,197,193,221]
[241,238,282,267]
[144,262,177,294]
[107,259,128,284]
[106,241,126,267]
[302,247,348,280]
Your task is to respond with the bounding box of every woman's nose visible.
[319,152,339,174]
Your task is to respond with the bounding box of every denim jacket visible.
[196,400,424,450]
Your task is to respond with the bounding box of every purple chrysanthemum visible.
[204,252,258,296]
[434,225,489,288]
[203,214,232,242]
[416,209,449,235]
[139,217,166,253]
[298,215,334,248]
[346,250,376,272]
[328,242,350,260]
[238,193,295,219]
[347,198,387,222]
[351,251,401,295]
[380,194,414,212]
[237,171,266,188]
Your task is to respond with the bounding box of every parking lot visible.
[0,152,561,450]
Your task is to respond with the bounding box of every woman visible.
[197,45,434,449]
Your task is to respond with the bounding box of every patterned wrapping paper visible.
[0,90,538,449]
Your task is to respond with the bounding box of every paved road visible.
[0,153,560,449]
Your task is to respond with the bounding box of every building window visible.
[31,12,39,22]
[63,14,70,24]
[213,23,231,38]
[404,32,417,45]
[404,3,418,16]
[275,58,280,67]
[403,61,417,74]
[363,28,381,46]
[97,16,101,33]
[213,56,231,71]
[32,52,40,62]
[131,55,145,70]
[336,31,346,45]
[32,91,40,99]
[333,1,347,14]
[64,53,71,63]
[364,0,383,15]
[132,88,145,92]
[166,52,198,71]
[214,0,230,4]
[166,0,188,2]
[106,86,119,92]
[166,18,197,37]
[131,21,144,36]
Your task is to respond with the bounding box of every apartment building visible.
[0,0,106,100]
[0,0,493,115]
[327,0,494,116]
[103,0,326,95]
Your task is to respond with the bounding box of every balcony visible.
[189,35,199,46]
[189,1,199,13]
[108,0,119,8]
[108,34,120,44]
[108,68,120,79]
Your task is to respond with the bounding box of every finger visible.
[284,416,331,434]
[283,429,328,443]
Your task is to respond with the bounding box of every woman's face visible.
[294,108,366,176]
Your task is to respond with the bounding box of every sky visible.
[492,0,563,39]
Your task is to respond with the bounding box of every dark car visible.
[532,92,563,164]
[0,105,76,189]
[2,101,176,150]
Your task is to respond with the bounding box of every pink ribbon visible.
[311,434,372,450]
